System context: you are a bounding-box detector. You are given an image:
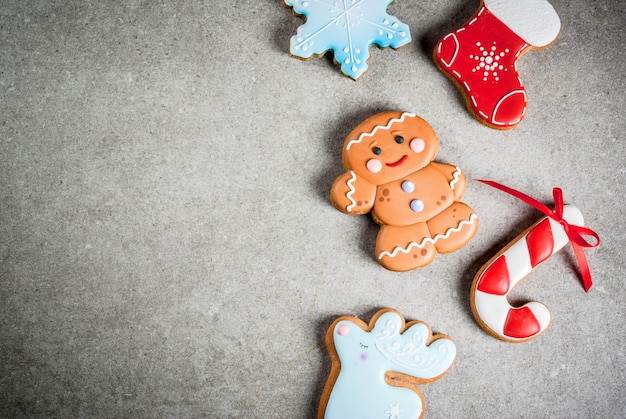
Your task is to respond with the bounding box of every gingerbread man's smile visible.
[386,155,408,167]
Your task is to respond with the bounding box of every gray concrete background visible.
[1,0,624,417]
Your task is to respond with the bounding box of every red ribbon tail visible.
[572,243,593,292]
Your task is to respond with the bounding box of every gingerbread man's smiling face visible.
[343,112,439,185]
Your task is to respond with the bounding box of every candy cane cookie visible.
[471,181,600,343]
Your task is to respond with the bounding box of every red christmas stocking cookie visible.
[434,0,561,129]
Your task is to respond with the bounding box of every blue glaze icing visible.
[401,180,414,193]
[285,0,411,80]
[410,199,424,213]
[325,311,456,418]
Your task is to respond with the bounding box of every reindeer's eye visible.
[395,135,404,144]
[372,147,382,155]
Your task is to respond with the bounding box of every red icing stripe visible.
[476,255,510,295]
[526,218,554,268]
[503,306,540,339]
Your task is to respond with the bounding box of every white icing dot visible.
[387,33,392,39]
[378,29,383,35]
[485,56,493,64]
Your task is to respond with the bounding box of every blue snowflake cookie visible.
[284,0,412,80]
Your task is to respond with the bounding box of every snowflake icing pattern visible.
[285,0,411,80]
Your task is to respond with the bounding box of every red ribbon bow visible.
[476,180,600,292]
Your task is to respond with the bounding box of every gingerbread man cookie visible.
[330,111,478,271]
[433,0,561,129]
[319,309,456,419]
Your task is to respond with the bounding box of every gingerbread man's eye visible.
[395,135,404,144]
[372,147,382,155]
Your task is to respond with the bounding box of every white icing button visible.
[401,180,414,193]
[410,199,424,212]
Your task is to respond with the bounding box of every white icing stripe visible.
[378,213,477,259]
[345,171,357,212]
[449,167,461,190]
[346,112,416,150]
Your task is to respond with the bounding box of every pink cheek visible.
[366,159,382,173]
[337,325,350,336]
[360,353,368,361]
[410,138,425,153]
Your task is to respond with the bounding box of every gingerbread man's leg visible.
[427,202,478,254]
[376,223,436,271]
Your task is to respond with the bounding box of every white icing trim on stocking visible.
[491,89,527,126]
[437,33,459,67]
[484,0,561,47]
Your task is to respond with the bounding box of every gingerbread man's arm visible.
[431,162,467,200]
[330,171,377,215]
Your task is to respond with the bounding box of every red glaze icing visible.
[476,255,510,296]
[434,7,531,129]
[386,155,408,167]
[526,218,554,268]
[503,306,541,339]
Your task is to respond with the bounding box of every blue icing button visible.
[284,0,412,80]
[401,180,414,193]
[410,199,424,212]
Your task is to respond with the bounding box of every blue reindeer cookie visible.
[319,308,456,419]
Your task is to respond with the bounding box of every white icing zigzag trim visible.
[346,112,416,150]
[345,171,358,212]
[378,213,478,259]
[449,166,461,190]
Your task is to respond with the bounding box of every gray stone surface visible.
[0,0,624,417]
